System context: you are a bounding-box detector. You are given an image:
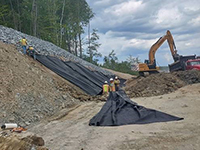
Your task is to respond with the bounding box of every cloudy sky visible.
[85,0,200,66]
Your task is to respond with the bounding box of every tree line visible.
[102,50,140,75]
[0,0,139,75]
[0,0,94,58]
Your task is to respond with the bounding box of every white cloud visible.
[86,0,200,65]
[104,0,144,17]
[97,31,129,56]
[188,16,200,27]
[94,0,111,6]
[164,53,173,62]
[129,38,157,49]
[155,8,182,26]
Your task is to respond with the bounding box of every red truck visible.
[169,55,200,72]
[185,59,200,70]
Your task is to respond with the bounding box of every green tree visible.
[86,29,102,63]
[126,55,141,64]
[103,50,118,69]
[0,5,9,26]
[0,0,94,57]
[103,51,139,75]
[59,0,94,54]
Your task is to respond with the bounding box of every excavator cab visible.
[139,59,159,76]
[144,59,149,64]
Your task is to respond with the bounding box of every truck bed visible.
[169,55,196,72]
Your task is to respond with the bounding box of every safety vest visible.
[103,84,109,93]
[114,79,120,87]
[29,46,34,50]
[109,83,116,92]
[20,39,27,46]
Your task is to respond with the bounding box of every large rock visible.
[0,132,48,150]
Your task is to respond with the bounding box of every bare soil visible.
[0,41,96,103]
[0,41,105,127]
[125,71,200,98]
[29,83,200,150]
[1,41,200,150]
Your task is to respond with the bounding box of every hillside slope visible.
[0,41,96,126]
[0,25,112,75]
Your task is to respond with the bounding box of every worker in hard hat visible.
[114,76,120,91]
[109,78,116,92]
[19,37,27,54]
[102,81,109,94]
[27,45,36,60]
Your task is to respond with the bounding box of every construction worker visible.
[114,76,120,91]
[19,37,27,54]
[109,78,116,92]
[102,81,109,94]
[27,45,36,60]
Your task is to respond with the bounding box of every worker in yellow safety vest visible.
[114,76,120,91]
[27,45,36,60]
[19,37,27,54]
[102,81,109,94]
[109,78,116,92]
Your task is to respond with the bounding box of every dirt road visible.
[29,83,200,150]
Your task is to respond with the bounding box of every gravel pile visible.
[0,25,112,75]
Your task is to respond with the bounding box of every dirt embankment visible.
[0,41,102,127]
[125,70,200,98]
[0,41,107,149]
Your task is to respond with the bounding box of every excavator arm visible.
[148,30,177,65]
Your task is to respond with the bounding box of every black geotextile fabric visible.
[36,55,125,95]
[89,90,183,126]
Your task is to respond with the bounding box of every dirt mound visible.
[125,70,200,98]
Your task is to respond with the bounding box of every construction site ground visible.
[29,83,200,150]
[1,41,200,149]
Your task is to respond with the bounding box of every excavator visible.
[138,30,199,76]
[138,30,178,76]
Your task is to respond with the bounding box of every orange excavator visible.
[138,30,198,76]
[138,30,179,76]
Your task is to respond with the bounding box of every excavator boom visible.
[148,30,177,65]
